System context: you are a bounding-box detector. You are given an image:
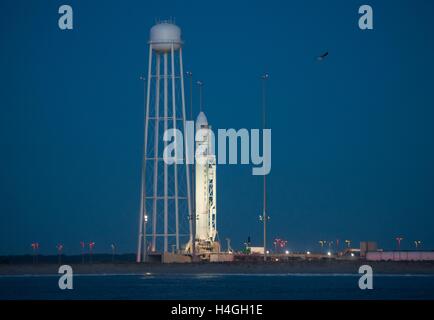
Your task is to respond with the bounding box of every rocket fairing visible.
[195,112,217,243]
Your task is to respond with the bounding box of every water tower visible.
[136,21,193,262]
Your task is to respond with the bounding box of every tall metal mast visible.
[179,47,194,255]
[197,81,203,112]
[186,71,196,258]
[261,73,269,262]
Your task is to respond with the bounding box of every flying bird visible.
[317,51,329,61]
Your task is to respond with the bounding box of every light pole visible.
[328,241,334,253]
[273,238,287,254]
[282,239,288,253]
[186,71,193,119]
[80,241,85,264]
[143,214,148,262]
[226,238,232,253]
[345,239,351,248]
[137,75,146,263]
[56,243,63,264]
[395,237,404,250]
[31,242,39,264]
[414,240,421,250]
[89,242,95,264]
[259,214,270,260]
[261,73,269,262]
[186,71,195,259]
[197,80,203,112]
[111,243,116,263]
[319,240,326,252]
[396,237,404,260]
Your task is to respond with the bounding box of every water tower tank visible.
[149,22,182,52]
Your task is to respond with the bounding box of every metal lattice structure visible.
[136,21,193,262]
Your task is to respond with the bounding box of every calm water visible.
[1,274,434,300]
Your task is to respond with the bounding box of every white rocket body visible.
[195,112,217,243]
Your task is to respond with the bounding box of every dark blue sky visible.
[1,0,434,254]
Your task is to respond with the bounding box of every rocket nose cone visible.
[196,111,208,130]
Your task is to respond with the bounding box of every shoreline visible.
[2,260,434,276]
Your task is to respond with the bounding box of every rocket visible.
[195,111,217,243]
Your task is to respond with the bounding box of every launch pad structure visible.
[136,21,221,263]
